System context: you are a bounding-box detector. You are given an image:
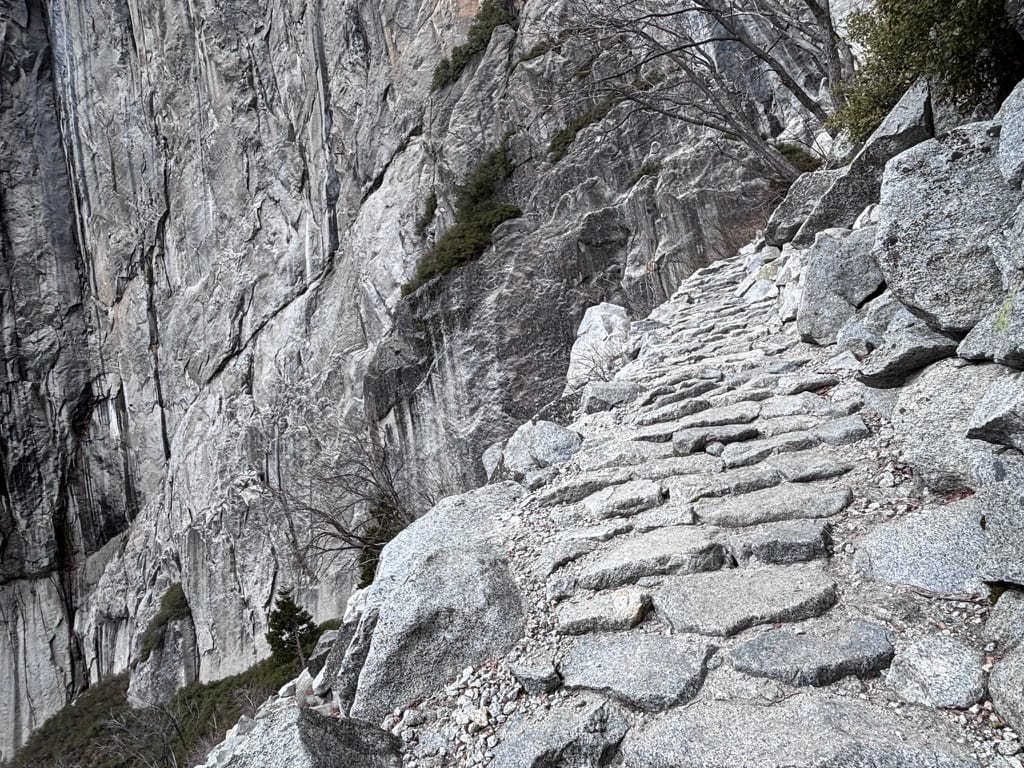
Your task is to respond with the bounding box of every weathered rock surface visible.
[886,635,985,709]
[991,647,1024,734]
[874,122,1018,333]
[724,519,831,565]
[728,621,894,687]
[968,373,1024,450]
[797,226,883,345]
[653,564,838,637]
[127,614,199,708]
[854,501,988,596]
[561,633,716,711]
[202,706,401,768]
[0,0,793,750]
[620,694,979,768]
[999,80,1024,188]
[764,170,845,246]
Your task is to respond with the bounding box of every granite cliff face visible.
[0,0,825,758]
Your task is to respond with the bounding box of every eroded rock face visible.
[0,0,796,753]
[874,122,1019,333]
[344,484,526,723]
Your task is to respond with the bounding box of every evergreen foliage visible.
[136,582,191,665]
[404,141,522,295]
[265,589,318,666]
[415,190,438,238]
[432,0,518,91]
[831,0,1024,140]
[8,620,338,768]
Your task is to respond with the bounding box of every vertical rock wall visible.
[0,0,812,757]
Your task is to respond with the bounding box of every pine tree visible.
[265,589,317,668]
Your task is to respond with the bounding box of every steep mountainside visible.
[0,0,826,758]
[196,74,1024,767]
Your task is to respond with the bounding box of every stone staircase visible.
[201,253,1018,768]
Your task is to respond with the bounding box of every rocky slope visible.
[1,0,834,758]
[196,77,1024,767]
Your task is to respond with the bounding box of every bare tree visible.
[539,0,853,181]
[254,409,447,582]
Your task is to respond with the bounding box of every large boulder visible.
[501,420,582,478]
[854,500,988,596]
[344,484,526,723]
[886,635,985,709]
[857,322,960,389]
[873,121,1020,333]
[975,454,1024,587]
[792,80,934,247]
[564,303,632,393]
[990,646,1024,735]
[967,372,1024,450]
[200,705,401,768]
[797,226,884,345]
[764,169,845,247]
[889,360,1008,491]
[999,79,1024,188]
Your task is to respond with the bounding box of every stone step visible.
[694,483,852,527]
[560,633,717,712]
[723,519,832,566]
[620,693,980,768]
[582,479,667,520]
[556,587,651,635]
[653,564,838,637]
[576,526,727,590]
[727,620,894,686]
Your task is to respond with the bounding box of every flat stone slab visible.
[556,588,651,635]
[583,480,666,519]
[490,698,628,768]
[764,451,852,483]
[728,620,894,686]
[672,401,762,430]
[673,423,759,454]
[635,397,712,426]
[724,519,831,565]
[577,527,726,590]
[535,468,633,506]
[575,440,674,472]
[630,505,697,532]
[854,500,988,596]
[887,635,985,709]
[720,431,821,469]
[694,483,852,527]
[620,693,981,768]
[668,466,784,504]
[561,633,717,711]
[653,564,838,637]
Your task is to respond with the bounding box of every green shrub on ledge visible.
[404,141,522,295]
[432,0,518,91]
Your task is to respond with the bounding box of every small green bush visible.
[7,675,131,768]
[831,0,1024,140]
[549,98,617,162]
[266,589,318,666]
[8,619,340,768]
[136,582,191,665]
[404,141,522,295]
[631,158,662,184]
[415,190,438,238]
[774,142,822,173]
[432,0,518,91]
